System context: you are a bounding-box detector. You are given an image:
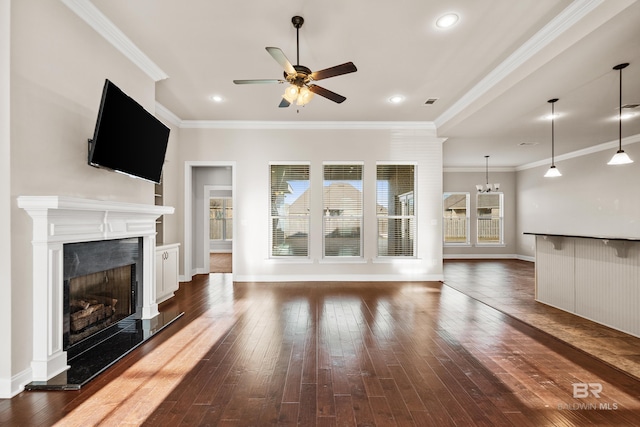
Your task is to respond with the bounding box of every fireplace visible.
[63,238,142,356]
[18,196,176,387]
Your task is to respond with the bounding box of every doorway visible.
[184,162,236,280]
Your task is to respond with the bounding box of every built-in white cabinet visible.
[156,243,180,303]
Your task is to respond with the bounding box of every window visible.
[476,192,503,245]
[323,163,363,257]
[209,198,232,241]
[270,163,310,257]
[376,164,416,257]
[443,192,470,245]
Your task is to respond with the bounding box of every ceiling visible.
[86,0,640,168]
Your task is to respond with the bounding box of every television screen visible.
[88,79,170,184]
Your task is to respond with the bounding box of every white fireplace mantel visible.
[18,196,174,381]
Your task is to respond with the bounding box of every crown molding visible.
[179,120,437,131]
[517,133,640,171]
[444,167,516,173]
[60,0,168,81]
[155,102,182,127]
[434,0,607,130]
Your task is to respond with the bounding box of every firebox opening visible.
[65,264,136,348]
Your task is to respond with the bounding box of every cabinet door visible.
[163,247,179,294]
[156,250,166,299]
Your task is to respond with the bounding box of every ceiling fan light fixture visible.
[296,86,314,106]
[283,85,299,103]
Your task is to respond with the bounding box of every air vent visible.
[424,98,438,105]
[622,103,640,109]
[518,142,539,146]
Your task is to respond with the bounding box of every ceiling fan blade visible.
[279,98,291,108]
[233,79,285,85]
[308,85,346,104]
[310,62,357,81]
[266,47,296,75]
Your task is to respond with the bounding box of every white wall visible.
[516,142,640,259]
[178,127,444,282]
[443,171,518,258]
[7,0,157,396]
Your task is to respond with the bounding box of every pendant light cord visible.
[551,102,555,165]
[618,66,623,151]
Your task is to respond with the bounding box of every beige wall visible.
[6,0,157,395]
[178,128,444,281]
[443,171,518,258]
[1,0,12,394]
[516,143,640,258]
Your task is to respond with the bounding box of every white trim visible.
[155,102,182,127]
[444,167,516,173]
[0,367,31,399]
[233,274,445,282]
[435,0,605,129]
[517,255,535,262]
[517,133,640,171]
[180,120,436,130]
[443,253,520,260]
[60,0,168,81]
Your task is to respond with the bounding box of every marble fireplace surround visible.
[17,196,174,382]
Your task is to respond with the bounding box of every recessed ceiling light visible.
[436,13,459,29]
[388,95,405,104]
[209,95,224,103]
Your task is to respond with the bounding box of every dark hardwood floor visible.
[2,261,640,426]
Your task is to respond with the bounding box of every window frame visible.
[322,162,364,259]
[443,192,470,246]
[475,192,504,246]
[269,162,311,259]
[375,162,417,258]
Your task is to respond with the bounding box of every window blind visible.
[270,164,310,257]
[376,164,415,257]
[323,164,363,257]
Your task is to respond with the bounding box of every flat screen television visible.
[88,79,170,184]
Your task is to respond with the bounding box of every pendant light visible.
[544,98,562,177]
[476,155,500,192]
[608,63,633,165]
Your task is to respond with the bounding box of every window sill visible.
[444,243,471,247]
[475,243,506,247]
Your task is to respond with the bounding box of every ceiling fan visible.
[233,16,357,108]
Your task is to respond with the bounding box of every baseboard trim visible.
[443,253,518,260]
[233,274,445,283]
[0,367,32,398]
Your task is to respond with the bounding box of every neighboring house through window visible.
[270,163,310,257]
[443,192,470,245]
[476,192,504,245]
[323,163,363,257]
[376,163,416,257]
